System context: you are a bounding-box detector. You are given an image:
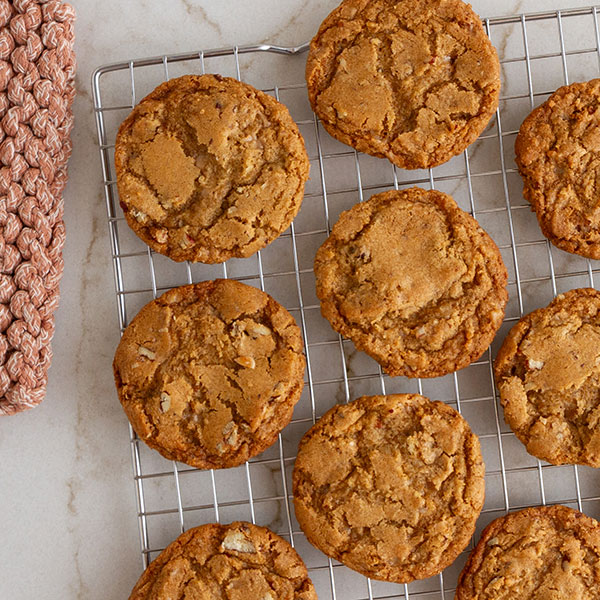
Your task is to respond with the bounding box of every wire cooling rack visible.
[93,6,600,599]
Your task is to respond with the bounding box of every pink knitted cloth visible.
[0,0,74,415]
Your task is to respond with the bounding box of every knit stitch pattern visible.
[0,0,74,415]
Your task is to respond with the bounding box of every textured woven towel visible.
[0,0,74,415]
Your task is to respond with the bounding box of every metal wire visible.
[92,6,600,598]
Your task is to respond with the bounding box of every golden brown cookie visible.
[495,288,600,467]
[456,505,600,599]
[515,79,600,259]
[292,394,485,583]
[113,279,305,469]
[314,188,508,378]
[306,0,500,170]
[115,74,310,263]
[129,521,317,600]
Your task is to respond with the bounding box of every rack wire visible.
[92,6,600,599]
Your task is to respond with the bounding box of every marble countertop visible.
[1,0,599,598]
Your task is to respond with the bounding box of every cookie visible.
[515,79,600,259]
[129,521,317,599]
[495,288,600,467]
[314,187,508,378]
[115,74,310,263]
[306,0,500,170]
[113,279,305,469]
[456,505,600,599]
[292,394,485,583]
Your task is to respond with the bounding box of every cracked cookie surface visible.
[129,521,317,600]
[456,505,600,599]
[115,74,310,263]
[292,394,485,583]
[306,0,500,169]
[515,79,600,259]
[495,288,600,467]
[314,188,508,378]
[113,279,305,469]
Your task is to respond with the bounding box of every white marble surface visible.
[0,0,599,598]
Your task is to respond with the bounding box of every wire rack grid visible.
[92,6,600,599]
